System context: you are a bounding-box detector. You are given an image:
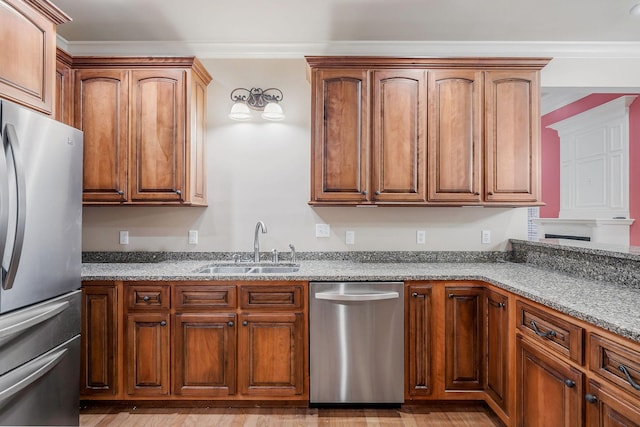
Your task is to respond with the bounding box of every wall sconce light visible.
[228,87,285,121]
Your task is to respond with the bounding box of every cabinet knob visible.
[585,394,597,403]
[143,296,150,302]
[498,302,506,308]
[242,320,248,326]
[362,191,367,195]
[175,190,182,196]
[448,293,455,298]
[564,379,576,388]
[117,190,124,196]
[375,191,381,195]
[227,321,234,327]
[474,192,480,196]
[487,191,494,196]
[160,320,167,327]
[412,292,418,298]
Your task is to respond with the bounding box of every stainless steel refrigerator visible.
[0,100,82,426]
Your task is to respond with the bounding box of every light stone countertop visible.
[82,259,640,345]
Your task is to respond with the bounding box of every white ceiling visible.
[54,0,640,58]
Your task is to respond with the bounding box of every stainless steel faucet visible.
[254,221,267,262]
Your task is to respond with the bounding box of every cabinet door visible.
[81,284,119,397]
[130,69,186,202]
[517,336,583,427]
[55,49,73,126]
[585,380,640,427]
[485,70,541,203]
[371,70,427,203]
[445,286,484,390]
[238,312,305,398]
[311,69,370,203]
[406,284,433,397]
[173,313,237,397]
[485,289,509,411]
[126,313,170,397]
[0,0,57,114]
[75,69,129,203]
[428,70,482,203]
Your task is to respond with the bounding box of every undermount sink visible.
[196,264,300,274]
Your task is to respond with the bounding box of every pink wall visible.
[540,94,640,245]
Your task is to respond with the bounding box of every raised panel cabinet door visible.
[126,313,170,397]
[485,289,509,411]
[173,313,237,397]
[445,286,484,390]
[0,0,60,114]
[371,70,427,203]
[428,70,482,203]
[516,336,583,427]
[406,284,433,397]
[311,69,370,203]
[74,69,129,203]
[485,70,541,203]
[55,49,73,125]
[238,312,306,398]
[130,69,186,203]
[81,284,119,397]
[585,380,640,427]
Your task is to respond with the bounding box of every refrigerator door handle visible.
[1,123,26,291]
[0,347,68,405]
[0,300,70,343]
[0,125,9,278]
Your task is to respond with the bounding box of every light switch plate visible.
[481,230,491,244]
[346,230,355,245]
[316,223,330,238]
[119,230,129,245]
[188,230,198,245]
[416,230,426,244]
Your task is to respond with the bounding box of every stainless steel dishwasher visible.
[309,281,404,405]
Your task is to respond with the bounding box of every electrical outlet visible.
[188,230,198,245]
[119,230,129,245]
[345,230,355,245]
[481,230,491,244]
[316,223,330,238]
[416,230,426,244]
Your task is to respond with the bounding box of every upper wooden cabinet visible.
[306,56,549,207]
[0,0,70,115]
[73,57,211,205]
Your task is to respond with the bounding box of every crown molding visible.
[57,39,640,59]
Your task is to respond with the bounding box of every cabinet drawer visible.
[590,334,640,399]
[240,285,304,310]
[516,301,584,364]
[174,285,237,310]
[126,285,170,310]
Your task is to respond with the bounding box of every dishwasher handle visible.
[315,291,399,302]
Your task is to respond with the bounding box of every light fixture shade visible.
[228,102,252,121]
[261,102,285,121]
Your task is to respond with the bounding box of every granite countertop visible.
[82,259,640,345]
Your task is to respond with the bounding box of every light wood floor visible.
[80,404,504,427]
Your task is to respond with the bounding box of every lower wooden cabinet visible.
[485,289,509,412]
[238,312,305,397]
[585,380,640,427]
[516,335,584,427]
[406,284,434,397]
[81,283,119,397]
[81,280,308,402]
[126,313,170,397]
[445,286,484,390]
[173,313,237,397]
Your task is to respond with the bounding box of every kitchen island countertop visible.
[82,259,640,344]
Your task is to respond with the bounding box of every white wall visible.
[82,58,531,253]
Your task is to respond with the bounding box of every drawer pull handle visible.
[564,379,575,388]
[143,296,150,302]
[227,321,234,327]
[530,320,556,338]
[160,321,167,326]
[585,394,598,403]
[618,364,640,391]
[489,301,506,309]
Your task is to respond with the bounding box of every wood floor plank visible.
[80,404,504,427]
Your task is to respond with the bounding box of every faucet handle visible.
[271,249,279,263]
[289,244,296,263]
